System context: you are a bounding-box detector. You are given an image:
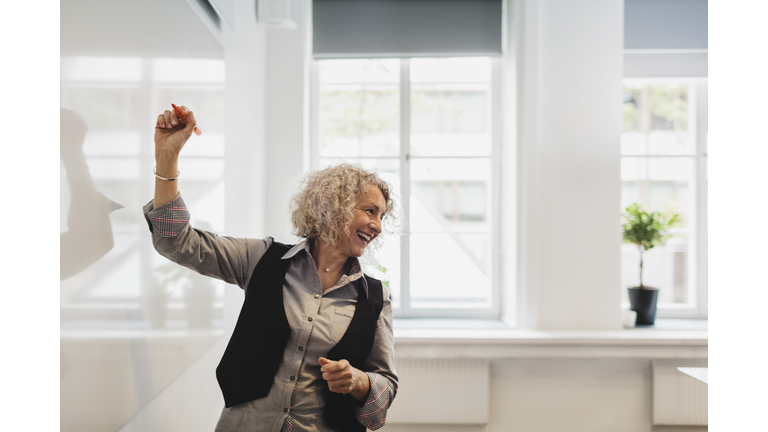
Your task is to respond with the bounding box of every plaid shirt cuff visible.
[147,194,190,238]
[357,372,392,431]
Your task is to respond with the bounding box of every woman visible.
[144,107,397,431]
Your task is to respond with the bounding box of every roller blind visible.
[624,0,707,77]
[625,0,707,50]
[312,0,503,58]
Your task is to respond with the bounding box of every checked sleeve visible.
[148,199,190,238]
[355,284,397,430]
[143,193,270,289]
[357,372,394,430]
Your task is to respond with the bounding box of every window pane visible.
[410,158,491,233]
[412,181,486,222]
[622,82,694,155]
[412,91,487,133]
[315,58,497,316]
[318,59,400,157]
[409,157,492,309]
[410,57,491,156]
[410,57,491,83]
[621,157,694,227]
[319,59,400,84]
[364,234,401,309]
[410,233,492,309]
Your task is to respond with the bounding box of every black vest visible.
[216,241,384,432]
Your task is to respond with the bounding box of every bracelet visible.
[154,167,180,181]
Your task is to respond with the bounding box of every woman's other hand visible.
[319,357,371,402]
[154,105,197,157]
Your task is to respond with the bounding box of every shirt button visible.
[290,376,295,381]
[314,294,319,299]
[298,346,303,351]
[284,408,288,413]
[308,317,313,322]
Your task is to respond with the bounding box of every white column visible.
[516,0,624,330]
[265,0,311,242]
[222,0,268,328]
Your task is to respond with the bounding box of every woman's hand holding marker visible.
[154,104,201,158]
[172,103,203,136]
[153,104,201,208]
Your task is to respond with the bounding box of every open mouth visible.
[357,231,372,244]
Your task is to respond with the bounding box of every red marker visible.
[171,103,202,136]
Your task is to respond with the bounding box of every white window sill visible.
[393,319,708,359]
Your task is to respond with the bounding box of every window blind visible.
[624,0,708,77]
[312,0,503,58]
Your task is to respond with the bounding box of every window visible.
[621,78,708,318]
[311,58,500,318]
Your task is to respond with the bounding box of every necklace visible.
[324,268,330,272]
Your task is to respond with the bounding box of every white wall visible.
[514,0,624,330]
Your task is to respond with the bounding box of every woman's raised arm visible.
[153,105,198,208]
[145,107,270,288]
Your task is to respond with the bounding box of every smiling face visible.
[337,184,388,258]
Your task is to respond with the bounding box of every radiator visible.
[652,359,708,425]
[387,358,489,424]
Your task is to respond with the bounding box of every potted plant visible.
[621,204,679,325]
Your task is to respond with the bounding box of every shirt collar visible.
[280,240,309,260]
[280,239,369,299]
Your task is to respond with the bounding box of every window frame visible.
[310,57,503,319]
[621,77,708,319]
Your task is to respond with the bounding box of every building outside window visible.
[311,57,500,318]
[621,78,708,318]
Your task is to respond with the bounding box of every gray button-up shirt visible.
[144,194,397,432]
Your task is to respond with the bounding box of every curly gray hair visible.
[289,162,396,249]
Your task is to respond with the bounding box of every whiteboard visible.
[61,1,226,430]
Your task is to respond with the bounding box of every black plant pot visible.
[628,287,659,325]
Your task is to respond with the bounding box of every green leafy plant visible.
[360,246,394,300]
[622,203,679,289]
[361,258,393,301]
[374,264,391,291]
